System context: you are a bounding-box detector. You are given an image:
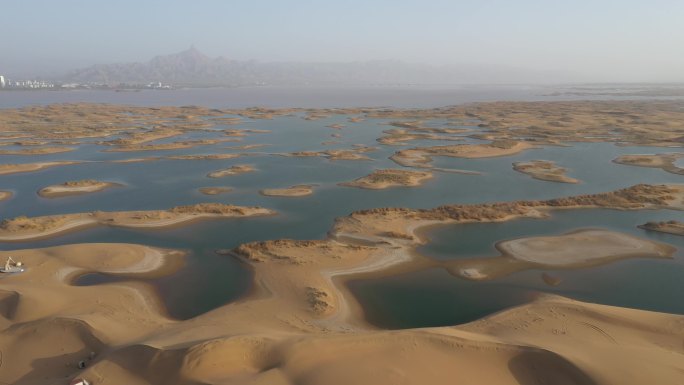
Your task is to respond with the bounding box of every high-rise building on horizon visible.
[0,75,5,88]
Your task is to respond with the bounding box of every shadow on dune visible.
[508,350,598,385]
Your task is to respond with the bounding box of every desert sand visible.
[513,160,580,183]
[207,164,256,178]
[0,203,275,241]
[38,180,122,198]
[198,186,233,195]
[340,169,433,189]
[638,220,684,236]
[259,184,315,197]
[0,185,683,384]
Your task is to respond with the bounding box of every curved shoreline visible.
[1,184,683,385]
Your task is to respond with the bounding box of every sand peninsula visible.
[0,185,681,384]
[340,169,433,189]
[198,186,233,195]
[513,160,580,183]
[638,220,684,236]
[0,190,12,201]
[0,161,83,175]
[207,164,256,178]
[391,140,534,168]
[260,184,315,197]
[613,153,684,175]
[0,203,275,241]
[38,179,122,198]
[0,146,75,155]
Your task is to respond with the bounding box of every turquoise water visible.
[0,100,682,323]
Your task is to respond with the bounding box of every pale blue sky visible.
[2,0,683,81]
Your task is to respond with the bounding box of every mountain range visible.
[61,47,576,86]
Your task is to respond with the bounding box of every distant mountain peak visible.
[179,45,206,59]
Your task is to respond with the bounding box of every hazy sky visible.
[2,0,684,82]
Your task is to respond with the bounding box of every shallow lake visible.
[1,90,682,324]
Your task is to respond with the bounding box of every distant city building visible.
[3,78,55,89]
[0,75,5,88]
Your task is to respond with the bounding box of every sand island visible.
[38,179,122,198]
[0,203,275,241]
[513,160,580,183]
[198,187,233,195]
[391,140,534,168]
[259,184,315,197]
[207,164,256,178]
[339,169,433,189]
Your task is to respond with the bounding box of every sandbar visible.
[498,229,674,266]
[0,191,12,201]
[38,180,122,198]
[0,146,75,155]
